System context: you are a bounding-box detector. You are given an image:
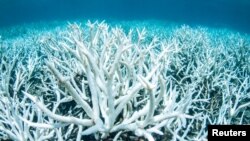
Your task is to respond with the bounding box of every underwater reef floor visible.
[0,20,250,141]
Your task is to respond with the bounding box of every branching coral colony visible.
[0,21,250,141]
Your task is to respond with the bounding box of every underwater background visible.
[1,1,250,141]
[0,0,250,33]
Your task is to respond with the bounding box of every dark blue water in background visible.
[0,0,250,33]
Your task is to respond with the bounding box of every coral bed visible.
[0,21,250,141]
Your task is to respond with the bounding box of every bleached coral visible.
[0,21,249,141]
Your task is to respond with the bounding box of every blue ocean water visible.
[0,0,250,33]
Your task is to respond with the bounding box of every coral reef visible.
[0,21,250,141]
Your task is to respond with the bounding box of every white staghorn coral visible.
[0,20,249,141]
[22,21,198,140]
